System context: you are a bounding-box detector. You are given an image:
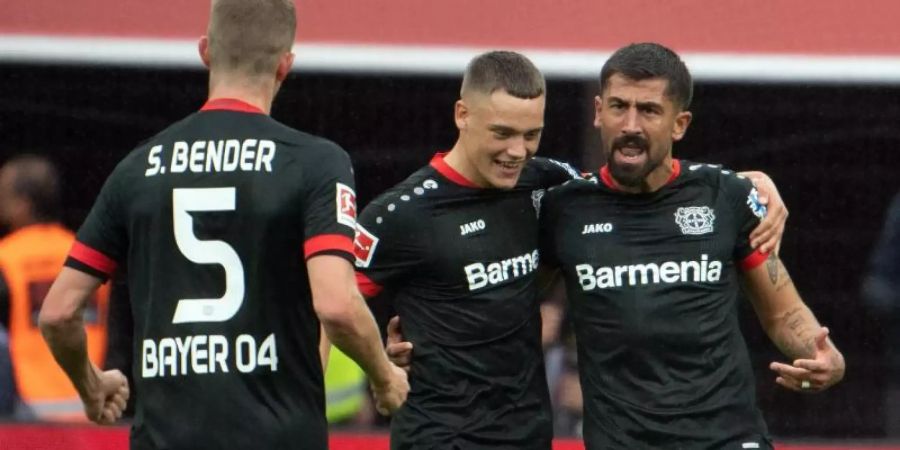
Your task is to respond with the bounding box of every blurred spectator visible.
[0,155,109,421]
[863,191,900,436]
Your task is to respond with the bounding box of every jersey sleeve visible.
[66,163,128,280]
[354,196,427,298]
[301,143,357,262]
[723,173,769,271]
[532,157,582,188]
[537,185,563,269]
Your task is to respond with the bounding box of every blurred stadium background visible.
[2,0,900,448]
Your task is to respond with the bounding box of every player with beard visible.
[362,51,789,450]
[539,42,845,449]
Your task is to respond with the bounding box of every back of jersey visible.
[66,99,357,450]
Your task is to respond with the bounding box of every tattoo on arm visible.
[765,253,794,292]
[779,307,816,358]
[766,253,778,284]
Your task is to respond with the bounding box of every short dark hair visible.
[599,42,693,110]
[207,0,296,76]
[461,51,546,99]
[5,155,61,222]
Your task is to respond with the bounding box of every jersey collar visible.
[429,152,481,188]
[599,159,682,191]
[200,98,265,114]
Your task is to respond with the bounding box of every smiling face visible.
[594,73,692,189]
[453,89,545,189]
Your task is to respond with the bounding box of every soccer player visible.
[360,51,787,449]
[355,51,574,450]
[539,42,846,449]
[37,1,407,449]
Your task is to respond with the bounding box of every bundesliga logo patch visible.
[336,182,356,228]
[354,223,379,268]
[674,206,716,235]
[746,187,767,219]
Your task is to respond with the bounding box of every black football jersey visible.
[355,153,578,450]
[540,160,773,450]
[65,98,357,450]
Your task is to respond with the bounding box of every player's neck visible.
[207,74,275,115]
[443,143,489,188]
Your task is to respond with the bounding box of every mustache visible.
[612,134,649,152]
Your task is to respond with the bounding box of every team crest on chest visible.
[674,206,716,235]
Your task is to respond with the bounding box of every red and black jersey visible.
[355,153,578,450]
[65,98,356,450]
[540,160,773,450]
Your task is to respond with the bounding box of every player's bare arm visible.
[319,325,330,372]
[738,171,789,254]
[308,254,409,414]
[742,253,846,393]
[38,267,129,424]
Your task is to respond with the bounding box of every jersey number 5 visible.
[171,187,244,323]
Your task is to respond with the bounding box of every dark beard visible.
[606,134,659,188]
[609,156,660,187]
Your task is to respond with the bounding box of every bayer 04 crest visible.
[674,206,716,235]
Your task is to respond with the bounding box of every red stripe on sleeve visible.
[355,271,384,298]
[740,249,770,271]
[304,234,354,259]
[69,241,118,276]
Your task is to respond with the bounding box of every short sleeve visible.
[354,196,427,298]
[67,165,127,280]
[302,144,357,261]
[724,173,769,271]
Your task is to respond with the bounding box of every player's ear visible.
[592,95,603,129]
[275,51,294,82]
[672,110,692,142]
[198,36,211,68]
[454,99,469,131]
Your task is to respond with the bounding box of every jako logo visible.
[464,250,539,291]
[581,223,613,234]
[576,254,723,290]
[460,219,486,236]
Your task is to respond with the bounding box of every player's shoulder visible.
[679,160,753,191]
[520,156,582,188]
[360,166,435,221]
[542,173,601,208]
[527,156,581,178]
[266,120,350,160]
[547,172,600,194]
